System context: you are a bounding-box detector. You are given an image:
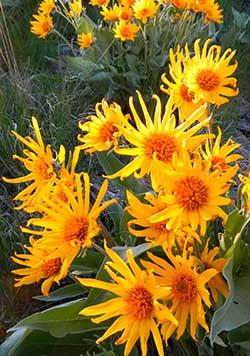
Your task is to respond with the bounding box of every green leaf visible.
[70,249,104,274]
[96,152,148,194]
[0,327,31,356]
[77,16,96,34]
[33,283,86,302]
[219,208,250,257]
[210,259,250,345]
[64,56,103,78]
[1,328,107,356]
[10,299,105,337]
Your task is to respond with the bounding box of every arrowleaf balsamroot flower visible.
[2,117,56,211]
[30,11,53,39]
[200,126,242,172]
[106,91,212,187]
[142,247,218,341]
[77,99,127,153]
[132,0,159,24]
[38,0,55,14]
[126,190,175,247]
[77,241,178,356]
[11,237,74,296]
[199,239,229,302]
[113,20,140,41]
[161,46,206,123]
[183,38,239,106]
[150,151,238,235]
[21,173,116,263]
[77,32,94,48]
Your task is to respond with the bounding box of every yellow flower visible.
[173,225,201,252]
[113,20,140,41]
[77,241,177,356]
[68,0,83,17]
[30,11,53,39]
[199,239,229,302]
[161,46,207,122]
[77,32,94,48]
[11,237,73,296]
[100,4,120,21]
[183,39,239,106]
[120,0,136,7]
[106,91,212,188]
[189,0,223,24]
[132,0,159,24]
[126,190,175,247]
[118,6,134,22]
[38,0,55,14]
[142,247,217,341]
[203,0,223,24]
[21,173,116,263]
[239,173,250,212]
[200,126,242,172]
[2,117,56,211]
[77,99,127,153]
[170,0,188,9]
[150,152,237,235]
[89,0,110,7]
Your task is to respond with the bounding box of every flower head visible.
[89,0,110,6]
[239,173,250,212]
[132,0,159,24]
[77,99,127,153]
[77,32,94,48]
[77,241,177,356]
[161,46,206,122]
[100,4,120,21]
[150,151,237,235]
[113,20,140,41]
[126,191,175,247]
[38,0,55,14]
[30,11,53,39]
[11,237,73,296]
[21,173,116,263]
[2,117,56,211]
[183,39,239,106]
[142,247,217,340]
[106,91,212,188]
[68,0,83,17]
[200,127,242,172]
[199,239,229,302]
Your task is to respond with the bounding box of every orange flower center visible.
[99,121,118,143]
[175,176,208,210]
[64,216,89,243]
[196,69,220,91]
[180,84,195,102]
[211,156,228,171]
[140,8,151,16]
[42,20,52,33]
[125,285,154,320]
[35,158,53,179]
[42,258,62,277]
[144,133,178,163]
[172,273,198,302]
[120,26,132,38]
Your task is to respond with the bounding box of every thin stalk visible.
[92,242,107,256]
[52,28,78,56]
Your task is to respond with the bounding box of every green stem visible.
[52,28,77,56]
[92,242,106,256]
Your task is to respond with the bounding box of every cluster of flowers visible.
[3,38,250,355]
[30,0,223,45]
